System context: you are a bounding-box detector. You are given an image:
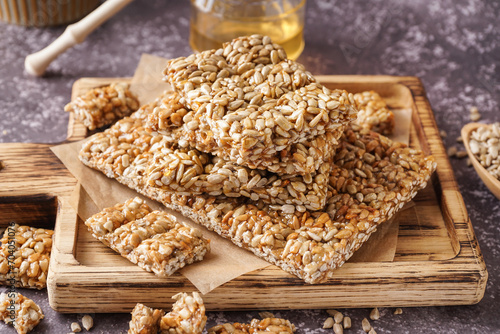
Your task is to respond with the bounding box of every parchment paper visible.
[391,108,412,145]
[129,54,170,105]
[51,54,414,293]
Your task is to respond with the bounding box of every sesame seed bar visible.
[64,82,140,131]
[0,292,44,334]
[0,224,53,289]
[208,318,296,334]
[163,35,357,174]
[85,199,210,277]
[128,303,163,334]
[159,292,207,334]
[81,105,331,211]
[146,90,341,176]
[354,90,395,135]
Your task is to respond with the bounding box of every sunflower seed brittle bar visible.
[84,197,152,247]
[0,292,44,334]
[354,90,395,135]
[81,104,331,211]
[147,91,340,175]
[85,199,210,277]
[128,303,163,334]
[159,292,207,334]
[163,35,358,174]
[0,224,53,289]
[78,105,154,180]
[142,137,330,211]
[65,82,140,131]
[109,211,178,255]
[127,218,210,277]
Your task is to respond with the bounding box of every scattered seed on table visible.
[333,323,344,334]
[447,146,458,157]
[456,136,463,143]
[362,318,371,332]
[323,317,334,329]
[327,309,340,317]
[394,308,403,315]
[369,328,377,334]
[370,307,380,320]
[82,314,94,331]
[471,113,481,121]
[259,311,275,319]
[440,130,447,138]
[343,316,351,329]
[70,322,82,332]
[334,311,344,324]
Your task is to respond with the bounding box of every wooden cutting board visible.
[0,75,487,313]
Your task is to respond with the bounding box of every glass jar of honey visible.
[190,0,306,60]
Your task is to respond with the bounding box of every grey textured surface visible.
[1,0,499,333]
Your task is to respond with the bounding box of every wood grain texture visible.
[0,76,487,313]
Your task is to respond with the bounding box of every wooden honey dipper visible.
[25,0,134,76]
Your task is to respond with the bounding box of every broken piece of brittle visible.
[128,292,206,334]
[65,82,140,131]
[128,303,163,334]
[0,224,53,289]
[159,292,207,334]
[85,198,210,277]
[0,292,44,334]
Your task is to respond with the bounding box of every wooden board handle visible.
[24,0,134,77]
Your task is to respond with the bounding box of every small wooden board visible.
[0,76,487,313]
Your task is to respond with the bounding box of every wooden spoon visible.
[461,122,500,200]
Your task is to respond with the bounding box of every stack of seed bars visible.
[79,35,437,284]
